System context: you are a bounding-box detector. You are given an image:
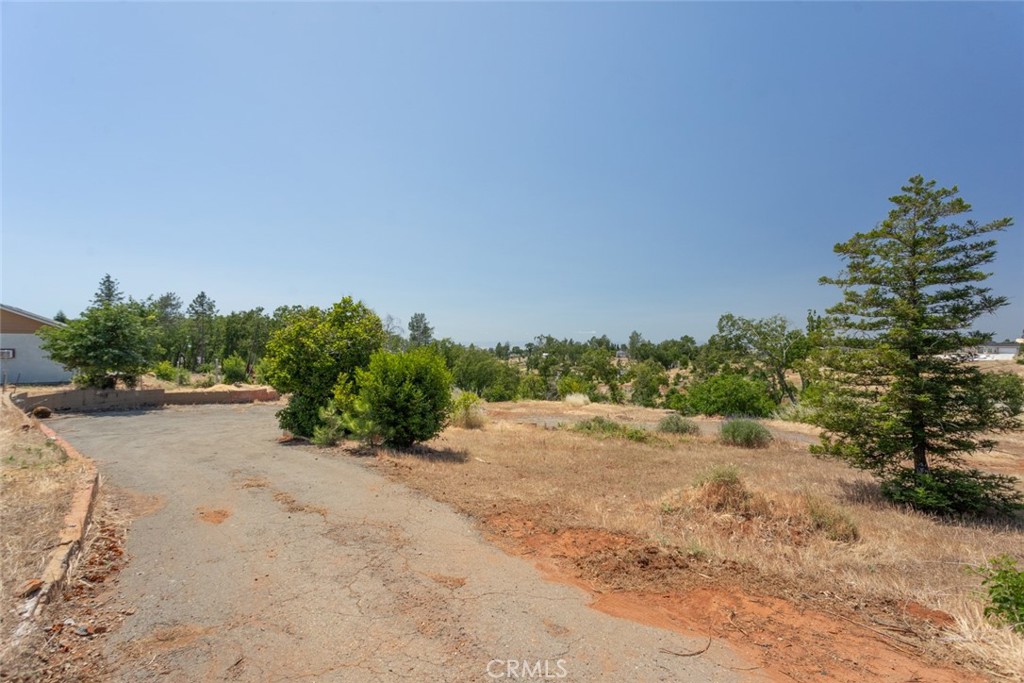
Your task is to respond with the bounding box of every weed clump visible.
[974,555,1024,633]
[451,391,486,429]
[658,413,700,436]
[572,417,653,444]
[720,419,772,448]
[804,494,860,542]
[563,392,591,407]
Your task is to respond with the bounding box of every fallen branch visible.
[659,636,712,658]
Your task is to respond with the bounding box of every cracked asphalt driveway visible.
[52,404,752,682]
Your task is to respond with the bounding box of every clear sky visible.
[3,2,1022,346]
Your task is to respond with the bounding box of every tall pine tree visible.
[812,175,1022,515]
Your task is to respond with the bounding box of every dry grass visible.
[374,401,1024,678]
[0,398,86,640]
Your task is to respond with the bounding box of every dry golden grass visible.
[372,401,1024,679]
[0,398,86,639]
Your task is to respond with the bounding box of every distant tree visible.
[149,292,186,363]
[261,298,385,437]
[812,175,1023,515]
[408,313,434,348]
[711,314,809,403]
[53,310,68,323]
[91,274,124,307]
[629,360,668,407]
[493,342,510,361]
[627,330,644,359]
[38,304,154,389]
[381,314,407,352]
[683,373,775,418]
[185,292,219,369]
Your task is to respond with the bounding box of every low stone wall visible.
[10,387,280,413]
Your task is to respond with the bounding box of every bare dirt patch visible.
[362,400,1024,681]
[195,506,231,524]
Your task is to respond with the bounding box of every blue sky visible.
[3,2,1022,345]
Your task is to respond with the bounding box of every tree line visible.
[38,175,1024,516]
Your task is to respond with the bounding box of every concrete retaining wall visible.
[10,387,280,413]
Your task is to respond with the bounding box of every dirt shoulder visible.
[0,398,88,662]
[364,400,1024,681]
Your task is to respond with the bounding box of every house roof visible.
[0,304,66,328]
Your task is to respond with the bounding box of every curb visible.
[16,417,101,621]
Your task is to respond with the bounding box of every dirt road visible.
[51,404,754,682]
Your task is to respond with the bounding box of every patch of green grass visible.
[570,416,656,444]
[2,441,67,469]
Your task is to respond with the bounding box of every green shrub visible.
[196,374,217,389]
[571,416,653,443]
[253,357,273,385]
[974,554,1024,632]
[451,391,486,429]
[311,404,346,447]
[880,467,1024,517]
[557,374,592,399]
[355,348,453,448]
[663,388,687,412]
[658,413,700,435]
[719,419,773,448]
[629,360,668,407]
[152,360,177,382]
[517,373,548,400]
[197,362,215,375]
[684,374,776,418]
[175,368,191,386]
[694,464,741,488]
[222,354,248,384]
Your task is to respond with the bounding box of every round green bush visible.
[719,419,773,448]
[658,413,700,435]
[356,348,453,448]
[684,374,776,418]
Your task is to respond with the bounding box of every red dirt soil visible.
[484,513,983,683]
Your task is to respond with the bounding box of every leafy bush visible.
[195,374,217,389]
[557,374,592,399]
[451,391,486,429]
[629,360,668,407]
[974,554,1024,632]
[880,467,1024,517]
[152,360,177,382]
[684,374,776,417]
[262,299,386,438]
[311,405,346,447]
[355,348,453,448]
[222,354,248,384]
[719,419,773,448]
[658,413,700,435]
[517,373,549,400]
[175,367,191,386]
[571,416,653,443]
